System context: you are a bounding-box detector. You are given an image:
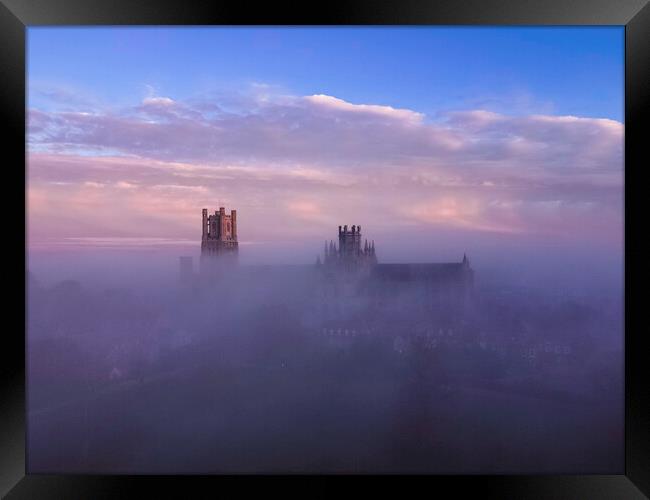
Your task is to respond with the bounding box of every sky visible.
[26,27,624,286]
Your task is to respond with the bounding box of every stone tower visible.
[200,207,238,270]
[321,224,377,271]
[338,224,362,258]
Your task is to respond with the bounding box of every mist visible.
[26,241,623,474]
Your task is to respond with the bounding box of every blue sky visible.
[28,26,624,121]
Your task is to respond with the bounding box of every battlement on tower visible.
[200,207,239,273]
[320,224,377,272]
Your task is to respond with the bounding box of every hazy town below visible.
[27,248,623,474]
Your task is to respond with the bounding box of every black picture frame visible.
[1,0,648,497]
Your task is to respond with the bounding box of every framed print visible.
[1,0,648,497]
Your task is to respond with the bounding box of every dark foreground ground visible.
[28,345,622,474]
[26,276,623,473]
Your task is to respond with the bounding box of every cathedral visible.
[313,221,474,326]
[192,208,474,322]
[193,207,473,283]
[316,222,473,292]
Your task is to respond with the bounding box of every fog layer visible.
[27,250,623,473]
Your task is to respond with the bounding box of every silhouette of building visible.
[316,223,474,328]
[321,224,377,272]
[318,223,472,290]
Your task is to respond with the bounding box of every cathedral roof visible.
[371,263,468,282]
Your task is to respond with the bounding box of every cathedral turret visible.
[323,224,377,271]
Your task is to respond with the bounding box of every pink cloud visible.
[304,94,424,123]
[26,91,623,254]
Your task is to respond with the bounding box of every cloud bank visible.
[27,89,623,260]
